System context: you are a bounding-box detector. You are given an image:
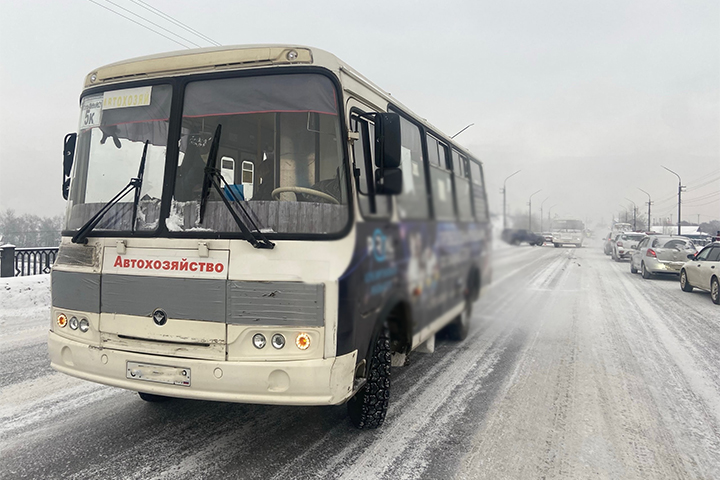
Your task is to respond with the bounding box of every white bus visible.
[551,219,585,248]
[50,45,492,429]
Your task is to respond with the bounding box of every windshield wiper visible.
[199,125,274,250]
[71,141,149,244]
[131,141,149,232]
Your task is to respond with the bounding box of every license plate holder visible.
[126,361,191,387]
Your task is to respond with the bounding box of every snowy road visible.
[2,243,719,479]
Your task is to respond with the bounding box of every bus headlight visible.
[57,313,68,328]
[295,333,311,350]
[79,318,90,333]
[271,334,285,349]
[69,316,79,330]
[252,333,266,349]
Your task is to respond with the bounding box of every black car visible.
[501,229,545,246]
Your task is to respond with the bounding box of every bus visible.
[50,45,492,429]
[550,219,585,247]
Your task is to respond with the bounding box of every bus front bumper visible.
[48,331,357,406]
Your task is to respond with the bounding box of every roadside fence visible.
[0,245,58,277]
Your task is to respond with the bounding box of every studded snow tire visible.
[347,324,391,429]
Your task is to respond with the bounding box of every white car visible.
[680,242,720,305]
[612,232,646,261]
[630,235,697,278]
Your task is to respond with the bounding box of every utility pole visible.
[638,188,652,232]
[528,189,542,231]
[662,166,684,235]
[540,197,549,232]
[501,170,521,230]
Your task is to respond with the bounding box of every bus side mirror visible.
[375,167,402,195]
[63,132,77,200]
[374,113,402,195]
[374,113,401,169]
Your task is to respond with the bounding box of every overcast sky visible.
[1,0,718,227]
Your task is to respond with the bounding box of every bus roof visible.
[83,44,480,163]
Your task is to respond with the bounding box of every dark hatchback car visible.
[501,229,545,246]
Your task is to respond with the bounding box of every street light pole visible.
[624,197,637,231]
[540,197,550,232]
[528,189,542,231]
[501,170,521,230]
[619,204,628,223]
[662,166,684,235]
[638,188,652,232]
[548,205,557,229]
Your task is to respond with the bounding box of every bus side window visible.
[427,135,455,220]
[468,160,488,222]
[451,150,473,221]
[351,115,391,217]
[396,116,429,220]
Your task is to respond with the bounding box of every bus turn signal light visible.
[296,333,310,350]
[57,313,68,328]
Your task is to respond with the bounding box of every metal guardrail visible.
[0,245,58,277]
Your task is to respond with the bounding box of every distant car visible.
[542,232,553,244]
[680,242,720,305]
[684,233,713,248]
[603,232,614,255]
[630,235,697,278]
[501,229,544,246]
[612,232,646,261]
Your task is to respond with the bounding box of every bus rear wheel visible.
[138,392,171,402]
[347,324,391,429]
[447,300,472,341]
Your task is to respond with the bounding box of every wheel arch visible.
[358,297,412,378]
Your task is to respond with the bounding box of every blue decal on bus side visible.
[337,220,490,361]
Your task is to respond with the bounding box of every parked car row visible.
[603,230,719,305]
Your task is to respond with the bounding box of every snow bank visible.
[0,275,51,312]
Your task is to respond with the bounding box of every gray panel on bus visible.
[226,281,324,326]
[51,270,101,313]
[101,274,226,322]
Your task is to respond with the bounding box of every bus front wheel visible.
[347,323,391,429]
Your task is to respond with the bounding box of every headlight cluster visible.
[252,332,311,351]
[57,313,90,333]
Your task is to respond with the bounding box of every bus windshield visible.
[65,84,172,232]
[553,220,584,231]
[65,74,348,237]
[169,74,348,235]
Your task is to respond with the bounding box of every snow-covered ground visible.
[1,243,719,479]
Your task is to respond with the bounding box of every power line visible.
[682,197,720,208]
[88,0,193,49]
[103,0,203,48]
[682,190,720,204]
[130,0,221,46]
[654,171,720,206]
[688,174,720,191]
